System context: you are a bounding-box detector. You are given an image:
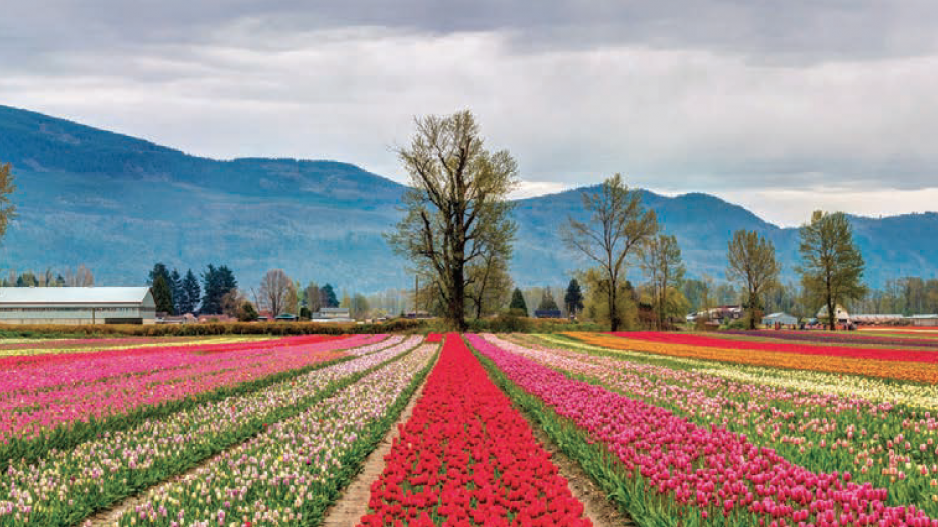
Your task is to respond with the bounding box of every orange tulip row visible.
[571,333,938,384]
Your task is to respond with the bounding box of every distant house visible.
[817,304,851,324]
[312,307,353,323]
[534,309,562,319]
[762,312,798,327]
[0,287,156,325]
[275,313,298,322]
[687,305,743,324]
[158,314,197,325]
[909,314,938,327]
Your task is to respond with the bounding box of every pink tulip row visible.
[486,335,938,502]
[467,334,938,526]
[0,334,393,442]
[2,335,351,391]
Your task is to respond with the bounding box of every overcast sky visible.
[2,0,937,226]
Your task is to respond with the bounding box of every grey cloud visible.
[4,1,938,62]
[1,0,937,219]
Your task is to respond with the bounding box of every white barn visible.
[0,287,157,325]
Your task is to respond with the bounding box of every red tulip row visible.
[616,331,938,363]
[358,334,591,527]
[469,334,938,527]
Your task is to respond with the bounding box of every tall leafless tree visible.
[561,174,658,331]
[258,269,293,317]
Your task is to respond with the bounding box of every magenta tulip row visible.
[0,334,394,442]
[467,334,938,526]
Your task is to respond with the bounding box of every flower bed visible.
[469,334,938,526]
[359,334,591,527]
[0,336,424,527]
[719,330,938,348]
[492,333,938,512]
[0,334,384,443]
[111,341,438,527]
[616,331,938,362]
[575,332,938,383]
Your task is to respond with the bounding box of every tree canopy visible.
[0,161,15,244]
[151,274,174,314]
[726,229,781,329]
[386,110,518,330]
[201,264,237,315]
[561,174,658,331]
[509,288,528,316]
[640,234,686,330]
[564,279,584,316]
[797,211,867,330]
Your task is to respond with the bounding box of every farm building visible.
[817,304,851,324]
[312,307,353,323]
[852,314,904,325]
[762,312,798,327]
[0,287,156,325]
[910,314,938,327]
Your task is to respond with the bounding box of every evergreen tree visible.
[238,301,259,322]
[16,272,37,287]
[321,284,339,308]
[170,268,183,316]
[147,263,171,286]
[180,269,201,314]
[151,275,174,314]
[509,288,528,316]
[537,288,559,311]
[564,279,584,315]
[201,264,238,315]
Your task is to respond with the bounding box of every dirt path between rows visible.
[85,352,430,527]
[321,352,439,527]
[520,408,636,527]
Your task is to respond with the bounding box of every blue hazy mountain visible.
[0,104,934,292]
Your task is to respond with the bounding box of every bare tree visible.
[561,174,658,331]
[726,229,781,330]
[640,234,686,330]
[465,233,513,319]
[0,162,16,242]
[305,283,322,315]
[221,289,246,318]
[64,265,94,287]
[258,269,293,317]
[385,110,519,330]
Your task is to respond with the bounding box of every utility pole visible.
[414,275,418,317]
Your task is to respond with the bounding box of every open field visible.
[3,330,938,526]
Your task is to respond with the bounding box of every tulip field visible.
[4,330,938,526]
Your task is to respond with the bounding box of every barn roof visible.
[0,287,152,304]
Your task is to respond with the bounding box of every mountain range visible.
[0,104,935,293]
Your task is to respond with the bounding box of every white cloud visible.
[510,180,570,199]
[1,10,937,221]
[717,187,938,227]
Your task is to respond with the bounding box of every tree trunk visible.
[828,298,836,332]
[608,279,619,332]
[749,292,757,330]
[450,265,467,331]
